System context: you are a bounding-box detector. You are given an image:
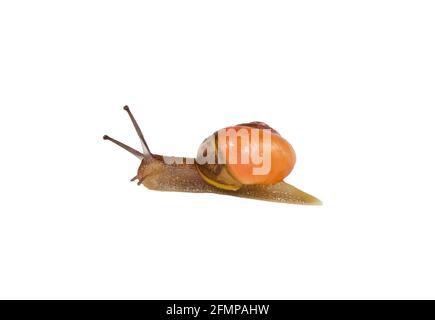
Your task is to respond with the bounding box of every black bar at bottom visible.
[0,300,430,319]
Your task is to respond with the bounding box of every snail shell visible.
[196,122,296,191]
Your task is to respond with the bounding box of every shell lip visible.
[194,161,242,191]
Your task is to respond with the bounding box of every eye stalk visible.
[103,106,152,160]
[103,135,144,160]
[122,106,151,157]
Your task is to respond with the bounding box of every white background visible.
[0,1,434,299]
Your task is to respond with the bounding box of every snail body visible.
[104,106,321,205]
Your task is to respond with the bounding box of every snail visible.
[103,106,321,205]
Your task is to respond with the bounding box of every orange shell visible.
[218,125,296,185]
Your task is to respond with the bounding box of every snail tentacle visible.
[123,105,152,157]
[103,135,144,160]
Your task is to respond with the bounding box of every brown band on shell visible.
[236,121,280,135]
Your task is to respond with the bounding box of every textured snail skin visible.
[136,156,321,205]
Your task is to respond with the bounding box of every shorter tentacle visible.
[103,135,144,160]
